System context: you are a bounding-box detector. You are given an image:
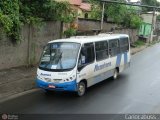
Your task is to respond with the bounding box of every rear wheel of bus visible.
[77,81,86,97]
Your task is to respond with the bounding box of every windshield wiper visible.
[44,51,63,69]
[59,53,63,69]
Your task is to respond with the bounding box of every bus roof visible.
[48,34,129,44]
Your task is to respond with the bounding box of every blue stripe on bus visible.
[116,54,122,67]
[36,79,77,91]
[124,52,128,64]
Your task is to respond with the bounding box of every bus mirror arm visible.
[109,49,112,56]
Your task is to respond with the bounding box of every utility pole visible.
[101,2,105,31]
[150,8,156,43]
[101,0,160,42]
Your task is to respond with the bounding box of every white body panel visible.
[36,34,131,91]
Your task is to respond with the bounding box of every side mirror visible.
[78,56,86,71]
[78,64,85,71]
[81,56,86,64]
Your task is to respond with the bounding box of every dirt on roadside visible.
[0,66,37,100]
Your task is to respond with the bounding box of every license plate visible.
[48,85,55,88]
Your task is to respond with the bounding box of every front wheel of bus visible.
[77,81,86,97]
[112,69,118,80]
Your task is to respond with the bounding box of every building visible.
[139,12,159,37]
[55,0,91,19]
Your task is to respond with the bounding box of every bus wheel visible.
[77,81,86,97]
[112,69,118,80]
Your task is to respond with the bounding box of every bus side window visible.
[95,41,108,61]
[109,39,120,57]
[119,37,129,53]
[79,43,95,66]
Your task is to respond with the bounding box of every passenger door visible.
[77,43,95,87]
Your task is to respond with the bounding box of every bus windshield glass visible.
[39,42,80,71]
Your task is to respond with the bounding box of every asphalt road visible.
[1,43,160,115]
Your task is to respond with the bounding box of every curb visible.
[0,88,40,104]
[131,45,147,55]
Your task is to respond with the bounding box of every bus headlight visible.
[53,79,62,83]
[65,75,76,82]
[44,78,51,82]
[37,75,42,80]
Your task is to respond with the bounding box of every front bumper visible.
[36,79,77,91]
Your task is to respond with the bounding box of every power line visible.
[100,0,159,43]
[101,0,160,9]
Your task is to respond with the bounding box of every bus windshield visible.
[39,42,81,71]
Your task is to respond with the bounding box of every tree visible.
[104,2,127,24]
[0,0,77,42]
[141,0,160,6]
[141,0,160,11]
[0,0,20,42]
[103,0,142,28]
[85,0,142,28]
[85,0,101,20]
[20,0,76,24]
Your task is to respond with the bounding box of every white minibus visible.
[36,34,130,96]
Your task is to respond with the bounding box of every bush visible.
[63,28,77,38]
[0,0,76,43]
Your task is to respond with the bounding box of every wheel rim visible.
[114,70,118,79]
[78,82,85,96]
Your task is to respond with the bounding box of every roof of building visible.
[69,0,82,5]
[55,0,91,12]
[79,3,91,11]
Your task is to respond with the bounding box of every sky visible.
[130,0,160,2]
[130,0,139,2]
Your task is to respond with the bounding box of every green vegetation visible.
[133,40,146,47]
[87,0,101,20]
[0,0,20,42]
[1,0,158,43]
[141,0,160,12]
[0,0,76,43]
[87,0,142,29]
[63,28,77,38]
[106,2,142,28]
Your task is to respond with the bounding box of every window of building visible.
[84,13,88,19]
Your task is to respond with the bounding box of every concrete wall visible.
[114,29,138,43]
[141,14,153,24]
[0,19,139,70]
[78,18,138,43]
[0,21,62,70]
[78,18,101,31]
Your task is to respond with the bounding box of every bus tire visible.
[77,81,86,97]
[112,68,118,80]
